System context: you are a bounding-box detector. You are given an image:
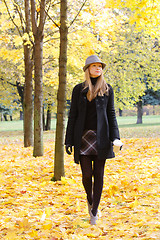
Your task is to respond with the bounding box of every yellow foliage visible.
[13,35,23,47]
[0,137,159,239]
[106,0,160,37]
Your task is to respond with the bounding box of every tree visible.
[2,0,53,154]
[3,0,33,147]
[54,0,68,180]
[104,0,160,124]
[53,0,88,180]
[136,97,143,124]
[143,89,160,107]
[102,19,160,124]
[30,0,46,157]
[23,0,33,147]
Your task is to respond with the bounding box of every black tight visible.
[80,155,106,216]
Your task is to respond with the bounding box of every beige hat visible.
[83,55,106,72]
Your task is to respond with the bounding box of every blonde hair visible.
[83,68,109,101]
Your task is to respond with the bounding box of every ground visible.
[0,137,160,239]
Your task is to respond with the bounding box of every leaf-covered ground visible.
[0,138,160,240]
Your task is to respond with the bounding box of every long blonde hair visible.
[83,68,109,101]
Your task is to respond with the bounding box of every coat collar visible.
[81,82,88,95]
[81,87,88,95]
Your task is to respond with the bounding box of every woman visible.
[65,55,123,225]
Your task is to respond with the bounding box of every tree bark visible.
[31,0,45,157]
[23,0,33,147]
[136,98,143,124]
[43,106,45,131]
[153,105,155,115]
[4,114,8,121]
[33,33,44,156]
[20,111,23,120]
[54,0,68,180]
[45,103,52,130]
[119,109,123,117]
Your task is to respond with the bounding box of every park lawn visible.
[0,115,160,143]
[0,115,160,132]
[0,137,160,239]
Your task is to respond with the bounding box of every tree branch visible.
[43,58,57,66]
[69,0,87,28]
[25,0,31,32]
[3,0,23,37]
[44,0,51,23]
[13,0,25,33]
[43,34,59,44]
[39,0,46,33]
[6,80,17,87]
[38,0,60,26]
[39,0,60,29]
[30,0,37,35]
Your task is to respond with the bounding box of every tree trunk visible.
[45,103,52,130]
[54,0,68,180]
[136,99,143,124]
[23,46,33,147]
[20,111,23,120]
[23,0,33,147]
[33,34,44,157]
[43,106,45,131]
[153,105,155,115]
[119,109,123,116]
[31,0,45,157]
[4,114,8,121]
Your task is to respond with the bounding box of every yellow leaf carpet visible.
[0,138,159,239]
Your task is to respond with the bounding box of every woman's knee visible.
[82,171,92,183]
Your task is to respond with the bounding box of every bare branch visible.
[69,0,87,28]
[45,9,60,29]
[43,35,59,44]
[38,0,60,29]
[3,0,23,37]
[43,59,57,66]
[44,0,51,23]
[6,80,17,87]
[13,0,25,33]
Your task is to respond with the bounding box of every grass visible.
[117,115,160,138]
[0,115,160,143]
[117,115,160,127]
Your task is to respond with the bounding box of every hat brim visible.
[83,62,106,72]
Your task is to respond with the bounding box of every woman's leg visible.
[80,155,93,205]
[92,157,106,216]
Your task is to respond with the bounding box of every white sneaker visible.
[90,210,98,225]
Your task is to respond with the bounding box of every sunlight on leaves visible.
[0,138,159,239]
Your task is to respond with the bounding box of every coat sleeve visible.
[65,84,80,146]
[107,85,120,141]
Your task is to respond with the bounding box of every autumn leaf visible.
[0,138,159,239]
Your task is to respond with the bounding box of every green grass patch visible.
[117,115,160,127]
[1,115,160,131]
[0,115,160,142]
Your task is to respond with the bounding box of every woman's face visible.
[89,63,102,78]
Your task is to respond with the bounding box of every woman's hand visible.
[66,145,72,155]
[113,139,123,152]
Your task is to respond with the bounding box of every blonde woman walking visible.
[65,55,123,225]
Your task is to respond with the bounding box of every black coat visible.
[65,82,120,164]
